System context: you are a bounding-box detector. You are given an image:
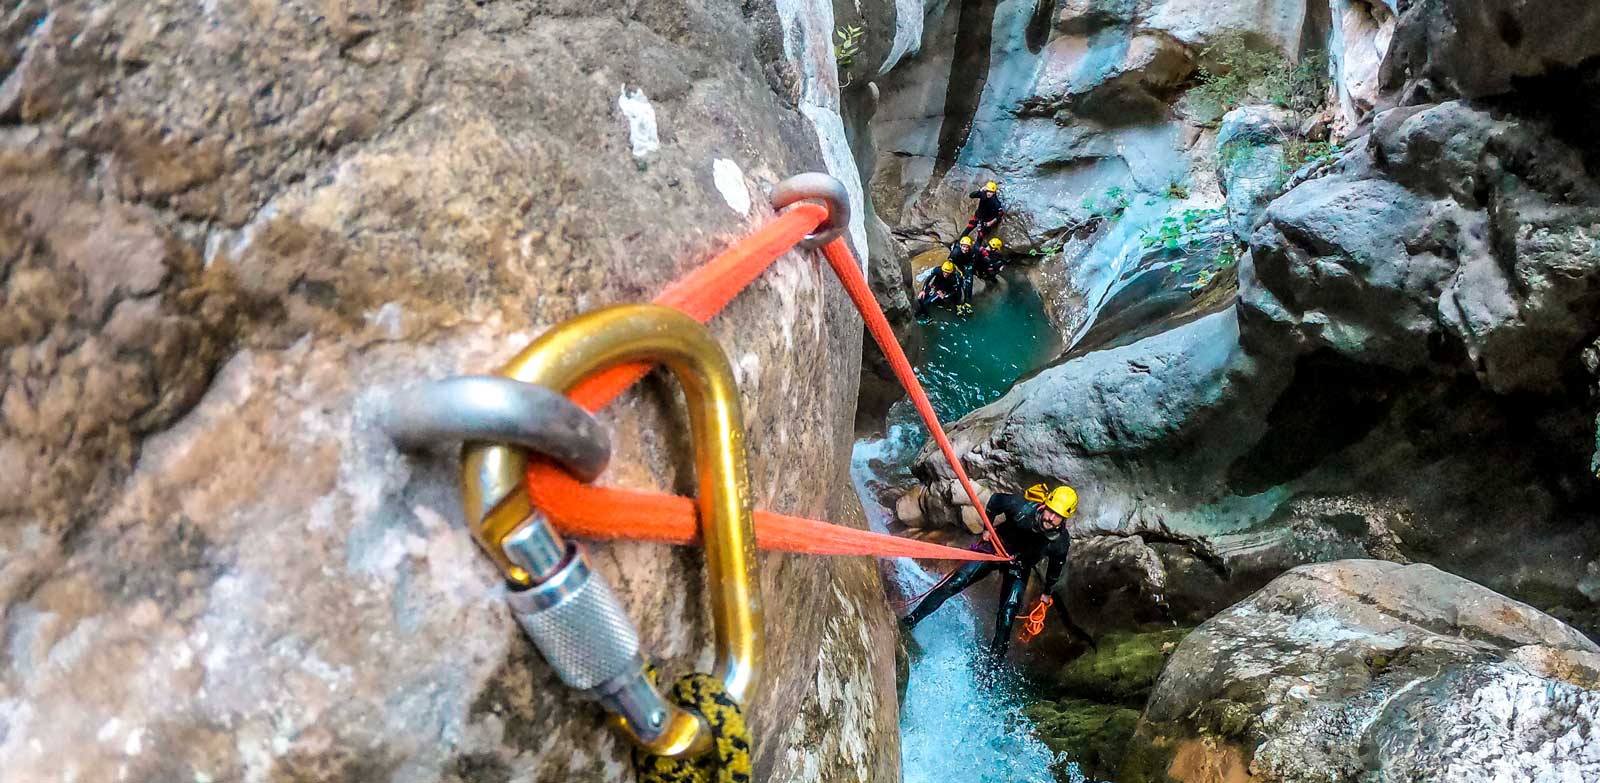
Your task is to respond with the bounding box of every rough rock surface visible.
[1382,0,1600,101]
[0,0,903,780]
[1122,560,1600,782]
[1245,101,1600,395]
[909,90,1600,635]
[1216,105,1298,242]
[1327,0,1395,131]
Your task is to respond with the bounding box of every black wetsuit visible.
[975,247,1005,281]
[949,243,981,303]
[917,269,963,316]
[902,492,1082,659]
[962,191,1007,238]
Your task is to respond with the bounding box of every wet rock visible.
[1022,629,1191,781]
[1,0,901,780]
[1122,560,1600,782]
[1215,105,1298,242]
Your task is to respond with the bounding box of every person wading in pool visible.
[900,484,1095,660]
[916,260,965,317]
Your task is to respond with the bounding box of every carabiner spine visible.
[459,304,764,759]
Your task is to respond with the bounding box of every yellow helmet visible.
[984,180,999,193]
[959,235,974,247]
[941,261,956,273]
[1043,486,1078,518]
[988,237,1003,250]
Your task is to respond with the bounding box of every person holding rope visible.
[900,484,1095,661]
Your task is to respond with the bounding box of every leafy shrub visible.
[1282,138,1339,173]
[1192,33,1330,117]
[1081,186,1131,220]
[1141,207,1226,252]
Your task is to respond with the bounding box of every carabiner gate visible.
[460,304,764,759]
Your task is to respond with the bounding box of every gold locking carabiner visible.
[459,304,763,758]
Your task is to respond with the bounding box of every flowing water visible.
[849,269,1079,782]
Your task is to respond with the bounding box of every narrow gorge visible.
[3,0,1598,781]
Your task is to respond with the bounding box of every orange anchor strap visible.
[526,198,1010,563]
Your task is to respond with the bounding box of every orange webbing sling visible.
[525,201,1010,562]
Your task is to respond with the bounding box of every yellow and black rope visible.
[634,670,751,783]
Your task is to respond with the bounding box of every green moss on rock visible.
[1024,698,1142,782]
[1052,628,1192,705]
[1021,628,1194,782]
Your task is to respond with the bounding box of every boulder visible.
[0,0,901,780]
[1383,0,1600,100]
[1243,101,1600,395]
[1215,105,1299,242]
[1123,560,1600,782]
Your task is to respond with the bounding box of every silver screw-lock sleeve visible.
[504,532,671,740]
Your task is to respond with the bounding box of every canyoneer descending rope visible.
[900,484,1095,661]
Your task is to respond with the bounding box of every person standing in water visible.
[947,235,981,315]
[900,484,1094,660]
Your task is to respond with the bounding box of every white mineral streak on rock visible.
[617,85,660,159]
[878,0,926,75]
[1327,0,1395,131]
[712,158,751,215]
[774,0,870,265]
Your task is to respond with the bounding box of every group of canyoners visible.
[916,180,1011,318]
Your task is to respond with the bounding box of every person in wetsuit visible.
[948,235,981,314]
[975,237,1007,284]
[962,180,1006,240]
[916,261,965,317]
[901,485,1091,660]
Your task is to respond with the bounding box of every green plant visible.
[1282,138,1338,173]
[1214,244,1240,268]
[1167,181,1190,200]
[1192,32,1330,117]
[1141,207,1225,251]
[834,25,864,86]
[1080,186,1131,222]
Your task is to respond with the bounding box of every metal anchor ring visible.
[770,172,850,250]
[461,303,764,760]
[381,376,611,482]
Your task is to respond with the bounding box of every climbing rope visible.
[381,174,1012,779]
[635,669,753,783]
[1018,597,1050,643]
[525,197,1012,561]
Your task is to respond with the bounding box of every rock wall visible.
[1123,560,1600,782]
[901,0,1600,643]
[0,0,905,780]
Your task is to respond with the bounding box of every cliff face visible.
[892,0,1600,639]
[1,0,904,780]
